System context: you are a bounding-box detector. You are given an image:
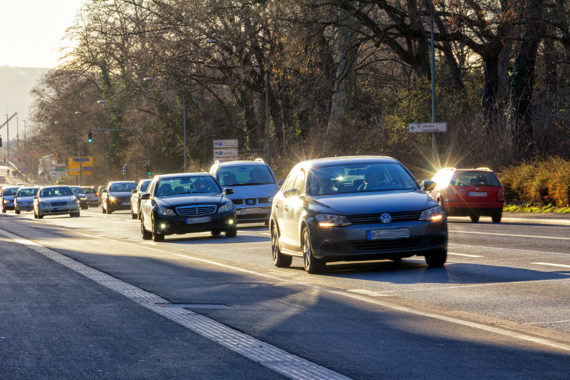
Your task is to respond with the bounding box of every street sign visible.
[213,148,239,157]
[408,122,447,133]
[68,156,94,176]
[213,139,238,148]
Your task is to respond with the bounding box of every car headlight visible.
[315,214,351,228]
[109,195,117,201]
[157,206,176,216]
[218,202,234,213]
[419,206,444,222]
[40,202,47,207]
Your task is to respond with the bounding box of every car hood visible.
[226,184,279,199]
[16,196,34,202]
[40,196,76,203]
[157,194,226,207]
[3,196,15,201]
[308,190,437,215]
[109,191,133,197]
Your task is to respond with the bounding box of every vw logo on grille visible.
[380,213,392,224]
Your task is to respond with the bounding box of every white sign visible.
[213,139,238,148]
[213,149,238,157]
[408,122,447,133]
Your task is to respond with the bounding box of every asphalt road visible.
[1,208,569,379]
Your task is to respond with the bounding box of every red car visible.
[430,168,504,223]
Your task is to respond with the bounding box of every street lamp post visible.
[428,0,439,166]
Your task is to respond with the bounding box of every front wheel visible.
[469,214,479,223]
[271,224,292,267]
[211,230,221,237]
[151,218,164,242]
[225,228,237,238]
[140,217,152,240]
[131,211,137,220]
[70,212,80,217]
[15,209,20,215]
[302,227,324,274]
[425,249,447,267]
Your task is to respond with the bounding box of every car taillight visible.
[498,188,504,202]
[95,192,99,197]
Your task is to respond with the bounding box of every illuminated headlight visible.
[267,196,274,203]
[419,206,444,222]
[315,214,351,228]
[218,202,234,213]
[109,196,117,202]
[157,206,176,216]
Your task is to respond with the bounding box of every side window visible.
[292,170,306,193]
[147,180,157,196]
[281,169,297,192]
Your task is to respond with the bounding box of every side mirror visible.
[278,179,284,186]
[283,188,299,198]
[224,188,234,195]
[141,193,150,200]
[132,189,138,193]
[102,189,108,193]
[421,180,436,192]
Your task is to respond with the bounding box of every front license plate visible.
[367,228,410,240]
[237,208,264,215]
[122,202,130,206]
[468,192,487,197]
[186,216,212,224]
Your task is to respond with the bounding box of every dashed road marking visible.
[532,262,570,269]
[448,252,484,258]
[0,228,350,380]
[449,230,570,240]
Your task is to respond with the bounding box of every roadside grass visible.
[504,204,570,214]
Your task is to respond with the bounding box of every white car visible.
[34,185,80,219]
[14,187,38,214]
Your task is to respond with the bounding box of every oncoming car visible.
[210,159,279,224]
[139,173,236,242]
[430,167,504,223]
[270,156,447,273]
[14,187,38,214]
[33,186,80,219]
[1,185,21,213]
[101,181,137,214]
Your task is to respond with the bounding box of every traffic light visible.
[18,156,22,162]
[3,156,6,162]
[88,131,93,143]
[144,164,152,176]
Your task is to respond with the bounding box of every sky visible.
[0,1,87,68]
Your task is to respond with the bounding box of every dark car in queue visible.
[14,187,38,214]
[430,167,504,223]
[270,156,447,274]
[130,179,152,219]
[70,186,89,210]
[100,181,137,214]
[1,185,21,213]
[139,173,236,242]
[33,185,80,219]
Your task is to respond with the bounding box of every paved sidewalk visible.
[449,212,570,226]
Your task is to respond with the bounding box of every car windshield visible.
[451,171,500,187]
[140,180,151,192]
[3,188,18,196]
[109,183,136,192]
[308,163,419,195]
[17,188,36,197]
[71,187,85,195]
[155,176,220,197]
[40,187,73,197]
[82,188,95,194]
[217,165,274,186]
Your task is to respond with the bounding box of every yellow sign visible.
[68,156,94,176]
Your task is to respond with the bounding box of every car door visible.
[278,169,306,252]
[273,169,296,250]
[139,179,156,229]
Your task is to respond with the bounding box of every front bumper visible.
[155,211,237,235]
[107,199,131,211]
[308,219,447,262]
[3,200,15,210]
[39,206,80,215]
[16,204,33,211]
[235,206,271,223]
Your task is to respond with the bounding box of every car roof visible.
[155,172,212,179]
[214,160,270,167]
[296,155,400,169]
[38,185,70,189]
[107,181,136,185]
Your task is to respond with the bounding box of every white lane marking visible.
[525,320,570,326]
[449,230,570,241]
[532,262,570,269]
[448,252,484,258]
[0,229,350,380]
[449,243,570,257]
[21,228,570,353]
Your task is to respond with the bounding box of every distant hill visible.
[0,65,50,127]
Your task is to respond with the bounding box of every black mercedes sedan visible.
[139,173,237,242]
[269,156,447,273]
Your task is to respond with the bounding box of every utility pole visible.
[183,97,187,172]
[429,0,439,166]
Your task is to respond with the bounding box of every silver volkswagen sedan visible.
[34,185,80,219]
[270,156,447,273]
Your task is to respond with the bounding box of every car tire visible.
[492,209,502,224]
[70,212,80,217]
[106,203,113,214]
[425,249,447,267]
[470,214,479,223]
[225,228,237,238]
[151,216,164,242]
[1,206,5,213]
[38,212,44,219]
[302,227,324,274]
[15,209,20,214]
[271,224,292,268]
[211,230,221,237]
[101,204,107,214]
[131,212,137,220]
[33,210,38,219]
[140,216,152,240]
